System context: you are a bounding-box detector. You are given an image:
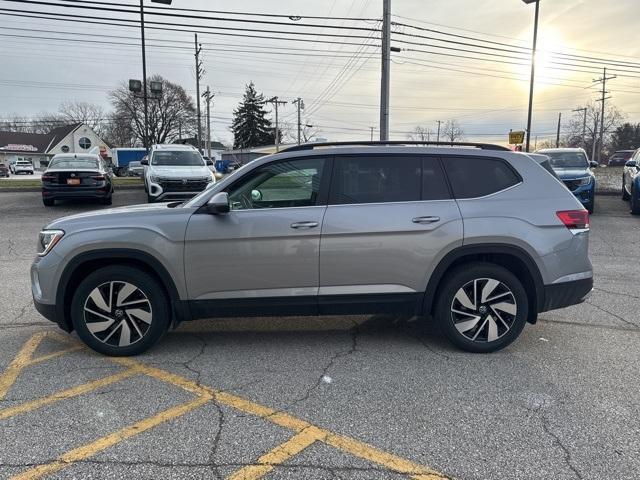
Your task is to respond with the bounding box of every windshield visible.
[151,150,204,166]
[50,158,99,169]
[543,151,588,168]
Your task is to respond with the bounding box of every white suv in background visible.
[12,159,35,175]
[142,144,215,203]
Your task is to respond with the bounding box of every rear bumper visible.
[541,277,593,312]
[42,185,111,199]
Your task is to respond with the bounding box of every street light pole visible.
[139,0,149,152]
[523,0,540,153]
[139,0,172,152]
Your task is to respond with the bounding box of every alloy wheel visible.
[83,281,153,347]
[450,278,517,343]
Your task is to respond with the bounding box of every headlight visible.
[206,175,214,183]
[149,175,159,183]
[577,176,592,186]
[37,229,64,256]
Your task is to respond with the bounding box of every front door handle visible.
[290,221,319,229]
[412,216,440,224]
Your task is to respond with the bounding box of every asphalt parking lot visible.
[1,190,639,480]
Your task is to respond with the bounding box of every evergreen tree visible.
[231,82,273,149]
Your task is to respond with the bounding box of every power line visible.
[0,0,381,32]
[57,0,379,22]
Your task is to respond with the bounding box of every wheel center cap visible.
[478,305,488,315]
[114,309,125,319]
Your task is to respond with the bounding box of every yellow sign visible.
[509,131,525,144]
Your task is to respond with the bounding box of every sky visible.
[0,0,638,146]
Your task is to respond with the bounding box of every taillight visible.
[41,174,55,182]
[556,210,589,231]
[91,175,105,181]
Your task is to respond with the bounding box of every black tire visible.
[622,176,630,201]
[70,266,170,356]
[147,193,155,203]
[101,194,113,206]
[587,199,594,214]
[434,262,529,353]
[42,198,55,207]
[631,185,640,215]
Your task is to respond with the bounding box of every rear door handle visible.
[412,216,440,224]
[290,221,319,229]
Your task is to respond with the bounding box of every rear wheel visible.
[434,263,529,353]
[101,194,113,206]
[70,266,170,356]
[42,198,54,207]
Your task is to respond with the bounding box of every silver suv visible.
[31,142,593,356]
[142,144,215,202]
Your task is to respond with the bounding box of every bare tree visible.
[102,112,135,147]
[442,120,464,143]
[281,121,319,144]
[563,102,624,158]
[109,75,197,146]
[408,126,433,141]
[59,101,106,135]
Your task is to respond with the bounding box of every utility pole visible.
[593,67,616,163]
[436,120,442,142]
[370,126,374,141]
[572,107,587,148]
[139,0,149,152]
[523,0,540,153]
[266,96,288,152]
[555,112,562,148]
[379,0,391,141]
[292,97,304,145]
[194,34,204,153]
[202,86,214,161]
[591,115,599,163]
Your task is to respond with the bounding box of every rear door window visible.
[329,155,421,204]
[443,156,521,199]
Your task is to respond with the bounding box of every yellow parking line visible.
[27,346,84,366]
[10,394,212,480]
[0,332,47,400]
[225,427,323,480]
[115,357,449,479]
[0,368,140,420]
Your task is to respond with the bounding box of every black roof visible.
[0,123,82,154]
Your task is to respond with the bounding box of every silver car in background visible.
[31,142,593,356]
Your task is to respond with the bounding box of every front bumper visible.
[541,277,593,312]
[562,180,595,206]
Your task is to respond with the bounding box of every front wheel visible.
[70,266,170,356]
[434,263,529,353]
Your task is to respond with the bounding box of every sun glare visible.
[516,30,570,90]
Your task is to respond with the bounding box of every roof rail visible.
[279,140,511,153]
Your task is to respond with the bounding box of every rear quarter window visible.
[442,156,521,199]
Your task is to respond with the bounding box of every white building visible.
[0,123,111,169]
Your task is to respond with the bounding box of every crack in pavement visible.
[2,459,405,476]
[593,286,640,301]
[585,301,639,329]
[538,317,640,333]
[397,317,451,361]
[525,403,583,480]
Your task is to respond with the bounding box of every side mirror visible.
[205,159,214,166]
[140,159,149,166]
[589,161,599,168]
[625,160,638,168]
[206,192,230,214]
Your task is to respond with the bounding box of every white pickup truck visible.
[12,160,35,175]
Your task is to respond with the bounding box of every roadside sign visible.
[509,131,525,145]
